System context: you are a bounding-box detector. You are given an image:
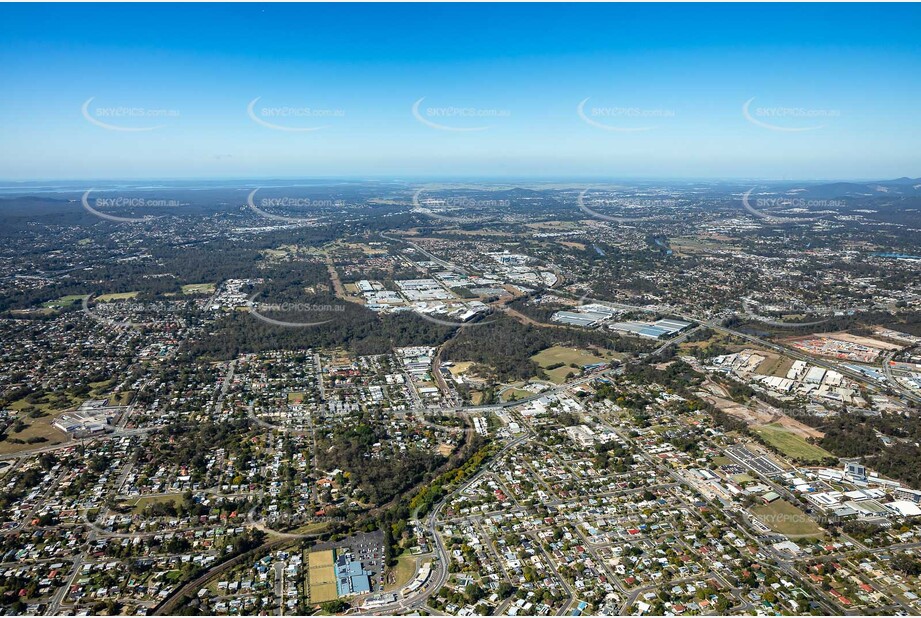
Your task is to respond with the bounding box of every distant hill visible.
[783,178,921,198]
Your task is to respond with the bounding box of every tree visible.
[320,599,350,614]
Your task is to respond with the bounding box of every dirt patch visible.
[824,331,902,351]
[436,443,455,457]
[698,386,823,440]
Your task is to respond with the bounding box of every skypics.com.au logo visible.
[741,298,831,328]
[81,190,179,223]
[246,188,343,224]
[82,98,179,132]
[81,296,176,331]
[742,97,840,132]
[246,295,345,328]
[412,97,510,132]
[739,189,843,223]
[576,189,661,223]
[378,232,502,330]
[247,97,345,132]
[411,306,501,330]
[412,185,507,224]
[577,98,675,132]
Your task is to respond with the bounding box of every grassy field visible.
[8,394,73,413]
[0,413,69,455]
[669,235,735,256]
[96,291,139,302]
[11,308,56,316]
[524,220,582,231]
[287,391,306,404]
[308,549,338,603]
[344,242,388,256]
[88,380,134,404]
[89,378,115,393]
[6,390,81,414]
[42,294,87,309]
[111,391,134,405]
[262,245,308,260]
[767,356,795,378]
[543,366,580,384]
[262,248,288,260]
[746,351,796,378]
[751,500,824,538]
[0,382,128,454]
[385,553,419,592]
[448,361,475,376]
[291,521,329,535]
[531,346,609,383]
[130,494,183,514]
[754,423,834,462]
[501,388,532,402]
[678,331,732,353]
[181,283,215,295]
[164,570,183,583]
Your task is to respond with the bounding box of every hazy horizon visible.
[0,174,917,186]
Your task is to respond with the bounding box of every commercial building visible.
[308,549,374,601]
[53,400,121,436]
[403,561,431,596]
[552,311,605,328]
[609,318,692,339]
[846,462,867,482]
[551,303,618,328]
[336,553,372,595]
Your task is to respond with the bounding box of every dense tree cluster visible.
[443,316,646,382]
[891,552,921,577]
[187,301,452,360]
[817,413,921,489]
[320,421,446,506]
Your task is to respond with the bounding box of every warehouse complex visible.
[609,318,692,339]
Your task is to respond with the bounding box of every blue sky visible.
[1,3,919,181]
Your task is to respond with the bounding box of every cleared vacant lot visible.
[751,500,823,538]
[754,423,833,462]
[753,352,795,378]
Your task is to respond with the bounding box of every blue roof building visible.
[334,555,372,596]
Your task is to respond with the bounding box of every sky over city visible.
[1,3,919,181]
